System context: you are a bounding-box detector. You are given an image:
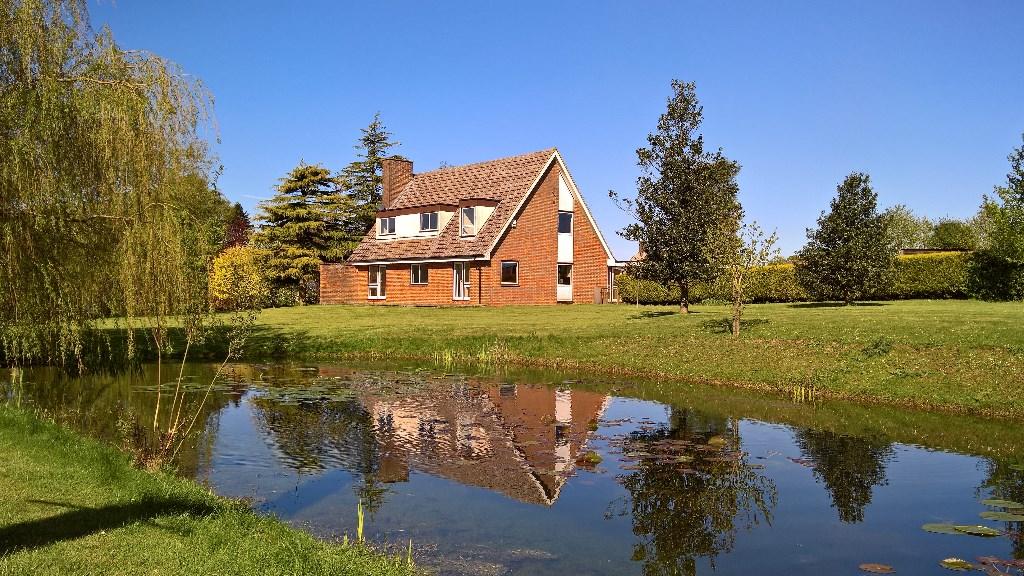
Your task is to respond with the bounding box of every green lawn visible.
[0,407,412,576]
[238,300,1024,418]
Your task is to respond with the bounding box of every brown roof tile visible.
[348,148,555,263]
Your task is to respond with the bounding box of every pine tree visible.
[611,80,743,314]
[795,173,897,304]
[252,163,353,304]
[338,114,401,247]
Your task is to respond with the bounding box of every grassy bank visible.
[0,406,412,576]
[236,300,1024,418]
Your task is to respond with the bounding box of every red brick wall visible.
[319,161,613,306]
[481,163,561,305]
[572,195,611,303]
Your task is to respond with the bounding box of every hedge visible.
[616,252,973,304]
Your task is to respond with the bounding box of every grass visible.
[230,300,1024,418]
[0,406,413,576]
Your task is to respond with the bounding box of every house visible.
[319,148,621,305]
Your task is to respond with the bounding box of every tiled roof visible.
[348,148,555,263]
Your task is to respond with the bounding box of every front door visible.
[453,262,469,301]
[557,263,573,302]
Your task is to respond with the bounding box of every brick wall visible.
[319,161,613,306]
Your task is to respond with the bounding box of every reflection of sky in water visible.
[9,365,1024,576]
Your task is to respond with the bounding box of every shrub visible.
[875,252,971,300]
[208,246,272,311]
[967,251,1024,301]
[618,253,973,304]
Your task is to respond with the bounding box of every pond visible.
[3,362,1024,575]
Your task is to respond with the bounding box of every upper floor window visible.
[461,207,476,237]
[419,211,438,232]
[558,211,573,234]
[379,216,396,235]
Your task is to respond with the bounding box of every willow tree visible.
[1,0,241,460]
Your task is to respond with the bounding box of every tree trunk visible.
[732,301,741,337]
[679,280,690,314]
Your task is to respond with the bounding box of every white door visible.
[556,264,573,302]
[453,262,469,301]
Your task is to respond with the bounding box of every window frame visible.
[410,263,429,285]
[419,211,439,232]
[558,211,573,234]
[557,263,573,286]
[379,216,396,236]
[460,206,476,237]
[368,265,387,299]
[500,261,519,286]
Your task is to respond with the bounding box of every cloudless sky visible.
[90,1,1024,257]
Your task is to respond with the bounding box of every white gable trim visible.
[483,149,617,263]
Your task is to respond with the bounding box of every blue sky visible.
[90,1,1024,257]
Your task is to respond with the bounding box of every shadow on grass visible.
[701,317,770,334]
[787,302,888,309]
[629,311,679,320]
[0,497,219,555]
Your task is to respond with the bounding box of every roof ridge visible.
[411,147,556,179]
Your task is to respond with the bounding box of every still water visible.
[3,363,1024,575]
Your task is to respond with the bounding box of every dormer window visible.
[460,207,476,237]
[419,211,438,232]
[379,216,396,235]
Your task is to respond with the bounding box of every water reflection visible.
[4,363,1024,575]
[794,429,894,523]
[611,409,777,576]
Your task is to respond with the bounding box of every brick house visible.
[320,148,621,306]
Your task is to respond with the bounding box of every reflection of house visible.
[363,381,609,506]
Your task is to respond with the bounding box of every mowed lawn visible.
[246,300,1024,418]
[0,407,412,576]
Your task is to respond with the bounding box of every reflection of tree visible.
[794,429,894,523]
[979,461,1024,558]
[618,409,777,576]
[250,397,390,513]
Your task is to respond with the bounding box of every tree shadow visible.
[0,497,219,555]
[787,302,888,309]
[629,311,678,320]
[701,317,770,334]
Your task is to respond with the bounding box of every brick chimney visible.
[380,157,413,209]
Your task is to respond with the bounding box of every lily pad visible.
[922,523,963,535]
[859,563,895,574]
[980,511,1024,522]
[939,558,974,571]
[953,525,1002,537]
[981,498,1024,509]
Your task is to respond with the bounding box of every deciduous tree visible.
[928,219,978,250]
[795,173,897,304]
[883,204,931,250]
[726,222,779,337]
[611,80,743,314]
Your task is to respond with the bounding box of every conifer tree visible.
[338,114,401,246]
[252,164,353,304]
[795,173,896,304]
[611,80,743,314]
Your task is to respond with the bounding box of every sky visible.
[89,1,1024,257]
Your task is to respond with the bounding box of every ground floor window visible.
[411,263,428,285]
[557,263,572,285]
[368,265,386,299]
[453,262,470,300]
[501,261,518,285]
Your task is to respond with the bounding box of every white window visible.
[453,262,470,300]
[379,216,396,235]
[411,263,428,285]
[557,264,572,286]
[460,207,476,237]
[368,265,386,299]
[419,212,438,232]
[501,261,518,285]
[558,211,573,234]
